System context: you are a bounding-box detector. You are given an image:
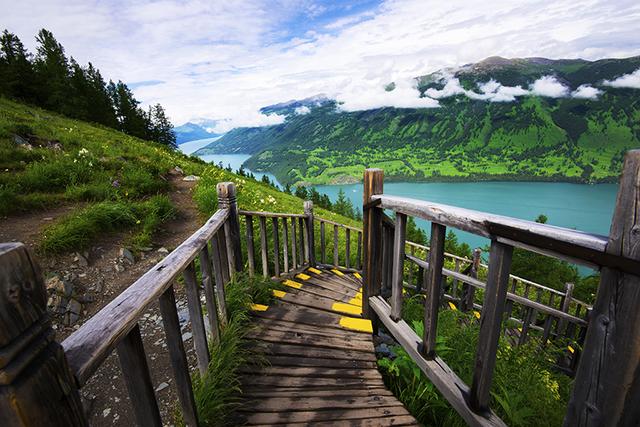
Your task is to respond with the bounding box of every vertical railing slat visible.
[116,324,162,427]
[199,244,220,344]
[291,217,298,270]
[390,213,407,321]
[357,231,363,270]
[423,222,446,358]
[362,168,384,321]
[159,285,200,427]
[212,231,228,325]
[345,228,351,269]
[320,221,326,264]
[259,216,269,278]
[183,261,210,375]
[272,217,280,277]
[245,215,255,277]
[304,201,316,266]
[298,217,305,266]
[333,225,339,267]
[470,240,514,411]
[282,217,289,273]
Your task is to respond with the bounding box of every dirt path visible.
[0,176,206,426]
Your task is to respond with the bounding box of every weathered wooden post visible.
[362,168,384,321]
[217,182,242,273]
[304,201,316,267]
[565,150,640,427]
[0,243,87,426]
[556,282,574,338]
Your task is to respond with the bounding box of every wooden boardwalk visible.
[237,267,418,426]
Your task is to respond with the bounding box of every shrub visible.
[20,157,95,192]
[120,165,169,198]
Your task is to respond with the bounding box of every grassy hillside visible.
[0,97,358,252]
[198,56,640,186]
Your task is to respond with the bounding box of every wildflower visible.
[448,302,457,311]
[112,180,120,188]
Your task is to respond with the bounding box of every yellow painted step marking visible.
[308,267,322,274]
[347,293,362,307]
[568,345,575,354]
[272,289,286,298]
[250,303,268,311]
[339,317,373,333]
[332,302,362,315]
[283,279,302,289]
[353,272,362,279]
[331,269,344,276]
[296,273,311,280]
[448,302,457,311]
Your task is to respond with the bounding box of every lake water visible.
[197,153,281,188]
[193,150,618,273]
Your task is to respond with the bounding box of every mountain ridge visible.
[196,55,640,186]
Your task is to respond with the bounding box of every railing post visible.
[565,150,640,427]
[423,223,446,358]
[362,168,384,322]
[556,282,574,338]
[217,182,242,273]
[0,243,87,426]
[304,201,316,267]
[470,240,514,412]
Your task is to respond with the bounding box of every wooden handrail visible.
[239,209,305,219]
[62,208,229,386]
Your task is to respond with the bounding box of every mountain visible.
[196,56,640,186]
[174,122,220,144]
[259,94,331,116]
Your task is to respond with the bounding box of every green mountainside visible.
[197,56,640,186]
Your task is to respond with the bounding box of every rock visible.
[155,382,169,392]
[174,166,185,175]
[75,252,89,267]
[178,307,190,326]
[102,408,111,418]
[114,264,125,273]
[182,175,200,182]
[181,332,193,342]
[46,276,65,294]
[119,248,135,264]
[157,247,169,254]
[64,298,83,325]
[375,343,396,359]
[90,279,103,293]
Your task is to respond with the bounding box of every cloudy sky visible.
[2,0,639,131]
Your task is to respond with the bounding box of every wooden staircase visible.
[237,267,418,426]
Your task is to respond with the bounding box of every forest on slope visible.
[197,56,640,186]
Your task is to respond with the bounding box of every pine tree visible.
[110,80,149,138]
[0,30,36,101]
[84,63,117,127]
[34,29,70,113]
[147,103,176,148]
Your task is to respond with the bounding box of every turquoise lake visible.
[195,151,618,273]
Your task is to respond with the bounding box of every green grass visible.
[182,273,281,426]
[40,195,176,253]
[378,296,572,427]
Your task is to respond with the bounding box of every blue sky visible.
[1,0,639,130]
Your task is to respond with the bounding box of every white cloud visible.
[1,0,639,127]
[529,76,570,97]
[572,84,602,99]
[294,105,311,114]
[337,78,440,111]
[424,76,529,102]
[602,68,640,89]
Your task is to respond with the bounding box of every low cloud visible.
[294,105,311,115]
[336,78,440,112]
[208,111,286,133]
[424,76,528,102]
[529,76,570,97]
[602,68,640,89]
[571,84,602,99]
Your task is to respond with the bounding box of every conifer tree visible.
[0,30,36,100]
[34,29,70,113]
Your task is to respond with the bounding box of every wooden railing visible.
[3,153,640,427]
[361,150,640,427]
[1,182,242,427]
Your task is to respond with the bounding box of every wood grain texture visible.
[245,215,255,277]
[0,243,87,427]
[259,216,269,278]
[423,222,446,358]
[272,217,281,277]
[305,201,316,267]
[390,213,407,321]
[116,324,162,427]
[470,240,514,411]
[565,150,640,427]
[199,244,220,344]
[217,182,242,273]
[362,168,384,321]
[183,262,209,375]
[159,286,199,427]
